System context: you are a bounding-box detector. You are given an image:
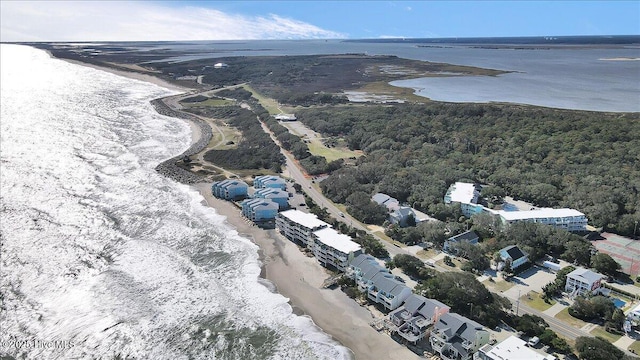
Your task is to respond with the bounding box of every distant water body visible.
[0,44,348,360]
[145,37,640,112]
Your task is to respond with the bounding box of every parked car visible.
[528,336,540,347]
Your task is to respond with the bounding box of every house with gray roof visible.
[430,312,490,360]
[565,267,604,297]
[367,272,412,311]
[389,206,418,228]
[389,294,450,343]
[372,193,400,212]
[444,230,480,254]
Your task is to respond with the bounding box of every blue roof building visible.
[254,175,287,190]
[241,198,279,223]
[211,179,248,200]
[254,188,289,210]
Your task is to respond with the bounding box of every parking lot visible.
[501,265,558,302]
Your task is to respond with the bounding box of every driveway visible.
[502,266,557,301]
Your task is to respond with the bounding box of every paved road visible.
[170,88,635,354]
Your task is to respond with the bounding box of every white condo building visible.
[491,208,588,232]
[312,227,362,272]
[276,209,329,247]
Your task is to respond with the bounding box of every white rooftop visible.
[447,182,479,204]
[279,209,328,229]
[480,336,556,360]
[496,208,585,221]
[567,267,604,285]
[313,227,362,254]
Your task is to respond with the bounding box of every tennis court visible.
[591,233,640,276]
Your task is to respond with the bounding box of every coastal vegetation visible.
[302,103,639,236]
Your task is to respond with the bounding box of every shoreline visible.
[58,54,420,359]
[193,183,419,360]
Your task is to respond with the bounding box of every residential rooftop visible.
[278,209,329,229]
[313,227,362,254]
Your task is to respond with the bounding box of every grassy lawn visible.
[483,278,515,293]
[242,85,281,114]
[629,340,640,353]
[372,230,394,243]
[436,257,464,271]
[416,249,439,259]
[208,123,242,150]
[555,308,589,329]
[307,140,360,162]
[521,291,556,311]
[590,327,623,343]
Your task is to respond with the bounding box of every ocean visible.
[0,44,349,360]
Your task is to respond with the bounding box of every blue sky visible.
[1,1,638,42]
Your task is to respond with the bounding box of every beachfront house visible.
[565,267,604,297]
[443,230,480,254]
[498,245,529,272]
[254,188,289,210]
[474,336,556,360]
[311,227,362,272]
[276,209,329,247]
[444,182,485,218]
[254,175,287,190]
[367,272,412,311]
[389,294,450,343]
[211,179,248,200]
[241,198,279,225]
[346,254,391,291]
[430,312,490,360]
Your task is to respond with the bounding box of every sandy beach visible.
[193,183,419,360]
[59,56,420,359]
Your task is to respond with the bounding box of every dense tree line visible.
[569,296,625,332]
[388,254,435,281]
[187,106,284,171]
[575,336,631,360]
[415,272,511,328]
[301,103,639,235]
[509,314,571,353]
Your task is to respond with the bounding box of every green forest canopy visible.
[302,102,639,235]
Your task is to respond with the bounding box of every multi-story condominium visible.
[490,208,587,232]
[498,245,529,271]
[346,254,391,292]
[253,188,289,210]
[311,227,362,272]
[389,294,450,343]
[474,336,556,360]
[444,182,485,218]
[211,179,248,200]
[253,175,287,190]
[444,230,480,254]
[565,267,604,297]
[430,312,490,360]
[241,198,279,222]
[276,209,329,247]
[367,272,412,311]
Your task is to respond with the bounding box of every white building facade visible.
[276,209,329,247]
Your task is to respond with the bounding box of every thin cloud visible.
[0,1,346,42]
